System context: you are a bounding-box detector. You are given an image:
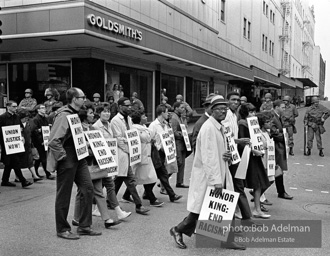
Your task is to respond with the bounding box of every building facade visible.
[0,0,324,119]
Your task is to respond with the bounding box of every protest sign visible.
[1,125,25,154]
[66,114,88,160]
[106,138,119,176]
[283,128,289,159]
[262,132,276,177]
[84,130,117,172]
[222,121,240,165]
[180,124,191,151]
[167,128,177,156]
[197,187,239,242]
[125,129,141,166]
[160,131,176,164]
[41,126,50,151]
[247,116,265,154]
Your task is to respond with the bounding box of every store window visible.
[8,62,71,105]
[0,65,7,108]
[187,80,208,110]
[105,64,153,121]
[161,74,184,107]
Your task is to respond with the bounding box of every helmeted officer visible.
[260,93,273,112]
[304,96,330,157]
[281,95,298,156]
[93,93,101,108]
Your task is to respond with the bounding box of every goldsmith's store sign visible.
[87,14,143,41]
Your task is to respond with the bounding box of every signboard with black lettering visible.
[222,121,240,165]
[125,129,141,166]
[180,124,191,151]
[247,116,265,154]
[84,130,117,172]
[1,125,25,155]
[106,138,119,177]
[41,126,50,151]
[167,128,177,156]
[262,132,276,177]
[160,131,176,164]
[66,114,88,160]
[197,187,239,241]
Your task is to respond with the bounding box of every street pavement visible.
[0,103,330,256]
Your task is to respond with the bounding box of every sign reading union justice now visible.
[87,14,143,41]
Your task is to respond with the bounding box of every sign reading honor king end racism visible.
[41,126,50,151]
[222,121,241,165]
[180,124,192,151]
[197,187,239,242]
[84,130,117,171]
[160,131,176,164]
[247,116,265,154]
[125,129,141,166]
[2,125,25,155]
[106,138,119,177]
[66,114,89,160]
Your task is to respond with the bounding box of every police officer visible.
[92,93,101,108]
[304,96,330,157]
[260,93,273,112]
[281,96,298,156]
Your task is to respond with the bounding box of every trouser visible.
[102,176,119,209]
[55,147,94,233]
[275,172,285,195]
[229,164,252,220]
[2,165,27,184]
[307,126,323,150]
[123,182,157,203]
[74,178,111,221]
[176,147,186,185]
[114,167,142,208]
[285,126,294,148]
[34,145,52,177]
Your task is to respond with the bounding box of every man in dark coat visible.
[0,101,32,188]
[270,100,293,200]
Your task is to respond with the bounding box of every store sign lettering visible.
[87,14,143,41]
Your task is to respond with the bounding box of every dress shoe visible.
[260,205,269,212]
[289,147,294,156]
[261,199,272,206]
[46,175,56,180]
[57,231,80,240]
[306,148,311,156]
[176,183,189,188]
[1,181,16,187]
[34,177,43,182]
[72,219,79,226]
[169,227,187,249]
[104,219,122,229]
[253,212,271,219]
[77,227,102,236]
[136,206,150,215]
[278,192,293,200]
[319,150,324,157]
[222,241,246,250]
[118,211,132,220]
[170,194,183,202]
[150,200,164,207]
[22,181,33,188]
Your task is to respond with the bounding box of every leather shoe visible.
[104,220,122,229]
[72,219,79,226]
[176,183,189,188]
[170,227,187,249]
[34,177,43,182]
[319,150,324,157]
[306,148,311,156]
[136,206,150,215]
[222,241,246,250]
[77,227,102,236]
[22,181,33,188]
[170,194,183,202]
[278,192,293,200]
[57,231,80,240]
[289,147,294,156]
[1,181,16,187]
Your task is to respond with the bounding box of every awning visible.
[279,74,296,89]
[250,66,280,88]
[295,78,318,88]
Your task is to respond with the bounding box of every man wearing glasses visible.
[48,88,101,240]
[0,101,33,188]
[18,88,37,112]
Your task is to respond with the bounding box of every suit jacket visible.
[170,112,186,151]
[270,110,287,171]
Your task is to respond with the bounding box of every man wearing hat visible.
[176,94,193,126]
[19,88,37,112]
[92,93,102,108]
[282,95,298,156]
[191,93,218,152]
[260,93,273,112]
[170,96,245,250]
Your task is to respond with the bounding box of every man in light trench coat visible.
[169,96,246,250]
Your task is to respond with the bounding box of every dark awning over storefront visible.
[295,78,318,88]
[279,74,296,89]
[251,66,280,88]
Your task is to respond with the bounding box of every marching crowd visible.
[0,86,329,249]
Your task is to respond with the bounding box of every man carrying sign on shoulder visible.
[48,88,101,240]
[170,97,246,250]
[0,101,32,188]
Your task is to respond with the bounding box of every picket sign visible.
[246,116,265,154]
[41,126,50,151]
[159,130,176,164]
[180,124,191,151]
[1,125,25,155]
[125,129,142,166]
[105,138,119,177]
[222,121,241,165]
